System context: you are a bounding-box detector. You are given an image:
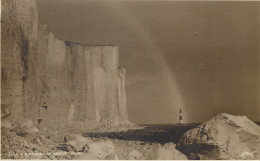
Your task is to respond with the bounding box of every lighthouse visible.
[179,109,183,124]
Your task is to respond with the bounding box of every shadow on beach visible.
[83,124,199,144]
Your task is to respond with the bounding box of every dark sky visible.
[37,0,260,124]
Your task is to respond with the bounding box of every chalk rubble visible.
[177,113,260,160]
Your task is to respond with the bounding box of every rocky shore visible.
[2,113,260,160]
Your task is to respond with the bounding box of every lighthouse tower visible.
[179,109,183,124]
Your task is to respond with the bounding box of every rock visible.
[64,134,116,159]
[105,153,119,160]
[64,134,92,152]
[1,120,15,129]
[56,144,75,152]
[75,139,116,160]
[144,143,188,160]
[177,113,260,160]
[126,149,143,160]
[21,119,39,134]
[74,153,98,160]
[1,127,53,159]
[86,139,116,159]
[1,104,11,119]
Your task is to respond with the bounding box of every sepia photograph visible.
[1,0,260,160]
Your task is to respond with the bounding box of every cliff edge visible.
[1,0,130,130]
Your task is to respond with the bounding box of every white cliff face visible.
[1,0,129,130]
[1,0,39,123]
[117,67,128,124]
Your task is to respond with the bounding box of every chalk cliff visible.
[1,0,129,130]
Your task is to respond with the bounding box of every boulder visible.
[86,139,116,159]
[143,143,188,160]
[1,104,11,119]
[64,134,117,159]
[177,113,260,159]
[21,120,39,134]
[126,149,143,160]
[64,134,92,152]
